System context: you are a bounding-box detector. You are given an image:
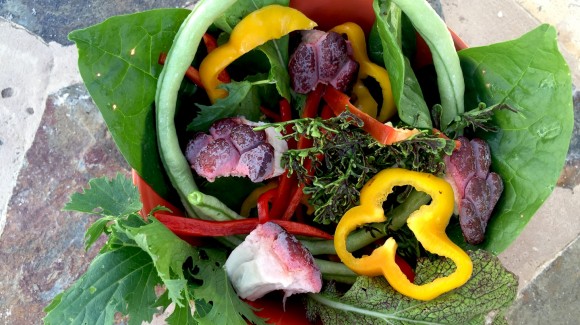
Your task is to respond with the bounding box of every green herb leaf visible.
[188,79,267,131]
[46,175,262,324]
[68,9,190,200]
[372,0,432,129]
[64,173,141,250]
[455,24,574,253]
[307,250,518,324]
[191,247,267,325]
[64,173,142,216]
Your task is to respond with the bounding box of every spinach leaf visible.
[69,9,190,200]
[372,0,432,129]
[452,24,573,253]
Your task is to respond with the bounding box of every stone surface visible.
[0,17,54,237]
[507,236,580,325]
[0,0,194,45]
[0,84,129,324]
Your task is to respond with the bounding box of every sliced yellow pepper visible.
[330,22,396,122]
[334,168,473,301]
[239,182,278,217]
[199,5,317,103]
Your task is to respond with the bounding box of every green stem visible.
[302,190,430,255]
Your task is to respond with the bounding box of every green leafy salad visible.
[43,0,573,324]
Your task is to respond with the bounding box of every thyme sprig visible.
[259,112,457,225]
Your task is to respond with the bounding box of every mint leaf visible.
[307,250,518,324]
[43,246,161,325]
[69,9,190,200]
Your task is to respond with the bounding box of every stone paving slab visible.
[0,0,578,324]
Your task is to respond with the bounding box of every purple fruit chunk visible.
[224,222,322,301]
[195,138,240,182]
[289,42,318,93]
[236,143,275,183]
[445,136,504,245]
[229,123,267,153]
[289,30,358,94]
[185,118,287,182]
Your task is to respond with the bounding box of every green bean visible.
[187,191,245,221]
[315,259,358,284]
[302,190,431,255]
[155,0,237,218]
[390,0,465,130]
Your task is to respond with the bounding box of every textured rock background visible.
[0,0,578,324]
[0,85,129,323]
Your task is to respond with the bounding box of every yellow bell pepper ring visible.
[330,22,396,122]
[334,168,473,301]
[199,5,317,103]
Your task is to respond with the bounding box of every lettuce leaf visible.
[306,250,518,324]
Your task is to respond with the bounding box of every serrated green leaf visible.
[64,174,142,216]
[307,250,518,325]
[68,9,190,200]
[166,303,197,325]
[123,215,196,306]
[83,216,114,250]
[43,246,161,325]
[192,248,267,325]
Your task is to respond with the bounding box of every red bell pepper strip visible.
[323,86,419,145]
[395,254,416,283]
[155,213,333,240]
[303,84,325,118]
[158,53,204,88]
[260,105,281,122]
[257,188,278,223]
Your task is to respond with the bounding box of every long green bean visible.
[155,0,237,218]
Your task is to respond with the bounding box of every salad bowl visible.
[44,0,573,324]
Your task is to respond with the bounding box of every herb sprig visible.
[262,112,457,225]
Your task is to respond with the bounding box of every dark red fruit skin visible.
[445,137,504,245]
[289,30,358,94]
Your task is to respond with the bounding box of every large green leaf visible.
[44,246,161,325]
[307,250,518,324]
[454,24,573,253]
[69,9,191,200]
